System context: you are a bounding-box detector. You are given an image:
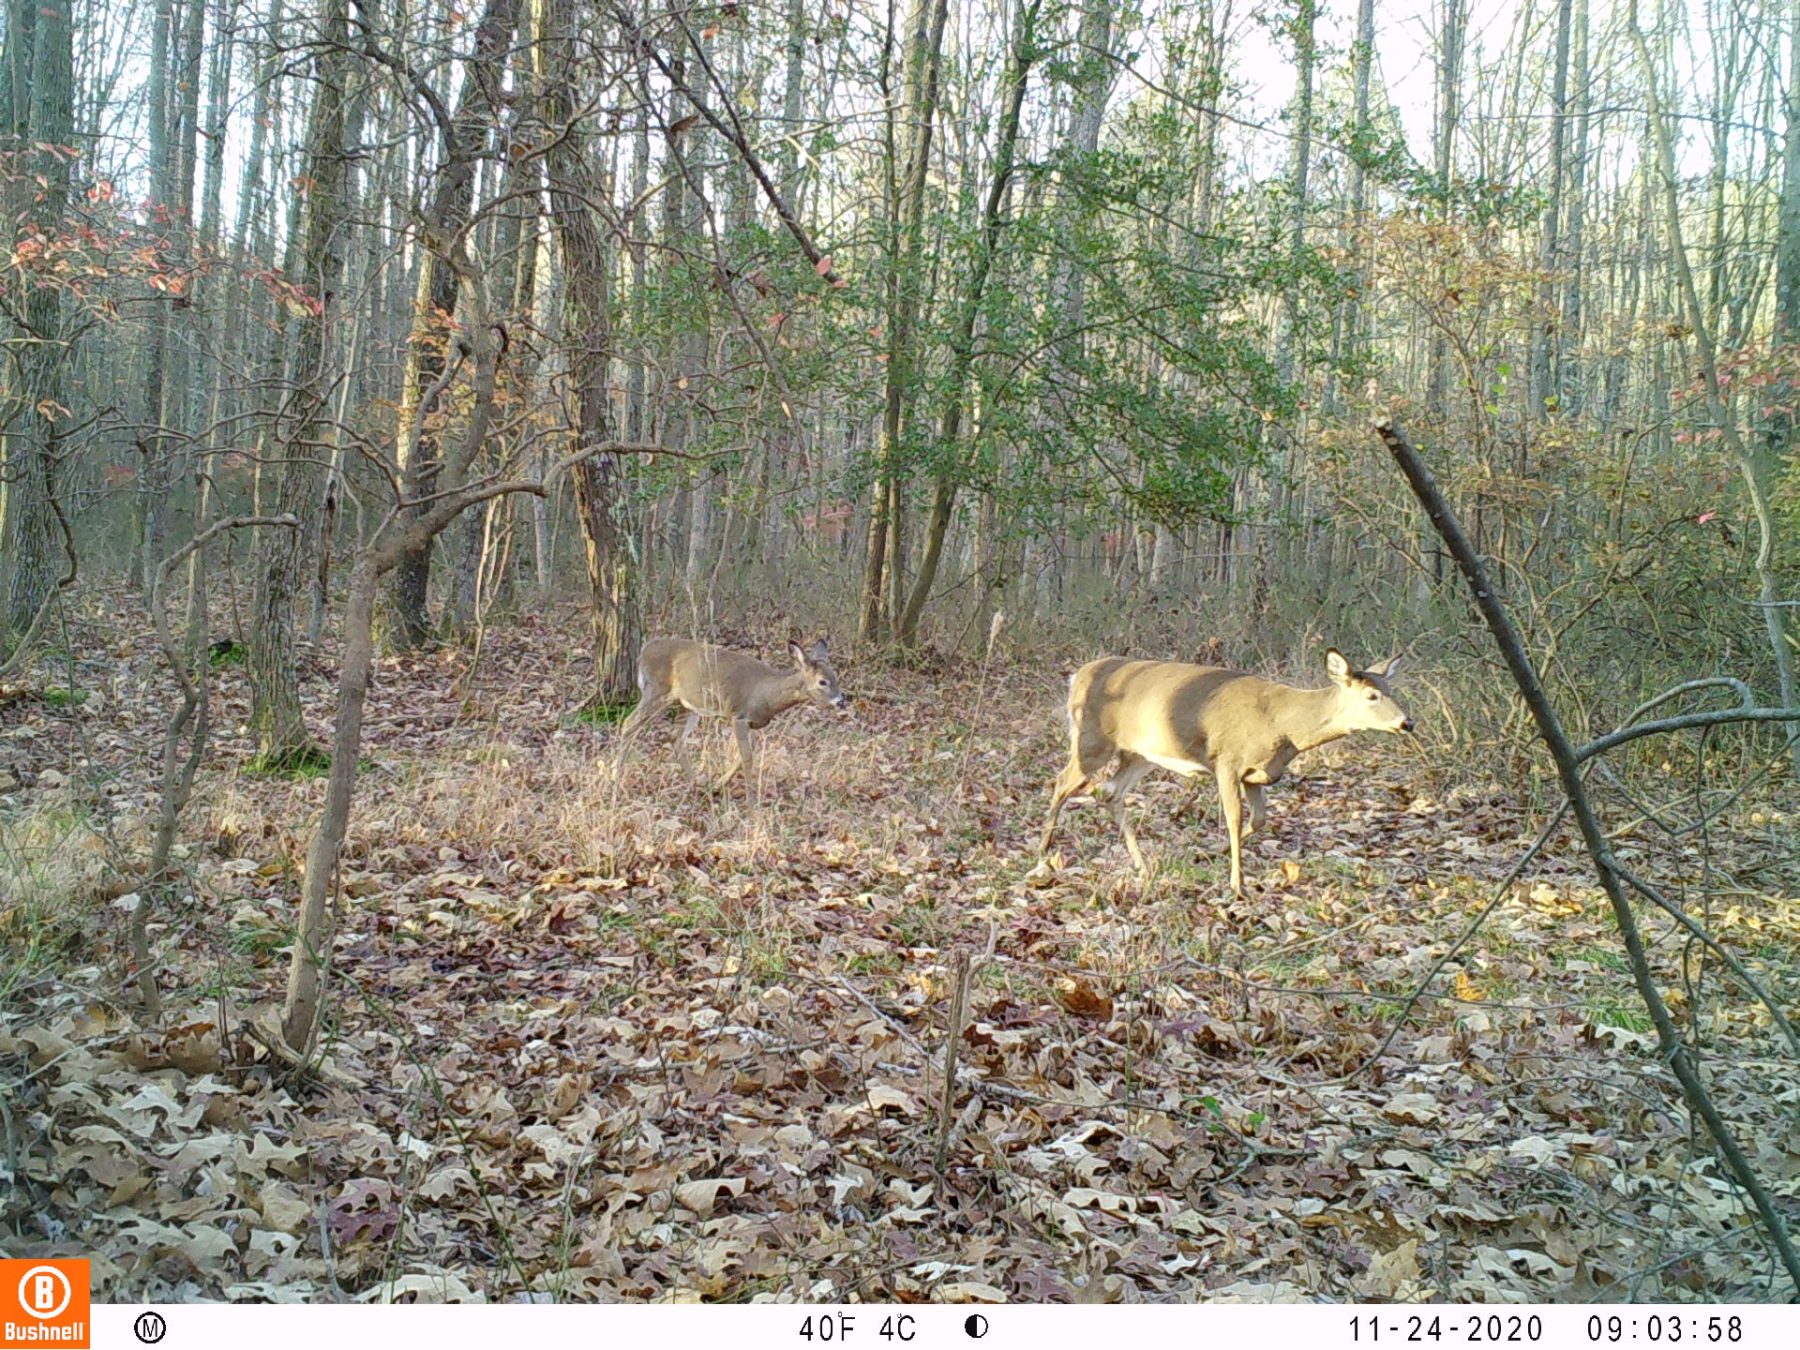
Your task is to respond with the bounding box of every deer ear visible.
[1325,649,1352,684]
[789,640,808,667]
[807,637,830,663]
[1373,654,1403,679]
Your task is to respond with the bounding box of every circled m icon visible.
[15,1264,73,1320]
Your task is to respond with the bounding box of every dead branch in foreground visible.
[1375,417,1800,1296]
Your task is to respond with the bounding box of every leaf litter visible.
[3,602,1798,1302]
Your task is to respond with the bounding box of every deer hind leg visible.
[1100,753,1155,876]
[1038,731,1112,854]
[614,691,674,778]
[619,673,676,745]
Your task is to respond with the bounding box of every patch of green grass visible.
[843,951,899,976]
[949,821,989,851]
[208,640,247,668]
[1558,944,1629,973]
[741,941,791,983]
[640,929,680,969]
[41,686,88,708]
[665,895,725,931]
[0,803,105,1013]
[584,980,637,1014]
[1477,975,1522,1003]
[195,960,258,1000]
[891,899,944,947]
[0,899,87,1010]
[229,922,289,960]
[576,699,638,727]
[1586,999,1654,1034]
[246,744,334,779]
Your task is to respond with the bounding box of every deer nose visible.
[1400,718,1415,733]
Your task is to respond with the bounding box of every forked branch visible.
[1374,418,1800,1295]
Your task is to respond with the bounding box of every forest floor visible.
[3,600,1799,1303]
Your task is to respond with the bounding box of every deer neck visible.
[758,668,812,719]
[1282,684,1351,754]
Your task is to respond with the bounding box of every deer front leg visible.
[1215,765,1247,897]
[675,711,701,783]
[1244,783,1268,836]
[715,716,756,801]
[1101,754,1154,877]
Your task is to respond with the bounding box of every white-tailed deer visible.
[1039,649,1411,895]
[616,636,848,798]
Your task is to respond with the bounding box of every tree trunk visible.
[135,0,176,592]
[385,0,523,649]
[1428,0,1464,420]
[1054,1,1116,356]
[896,0,1040,646]
[1777,0,1800,351]
[860,0,950,643]
[1274,0,1315,389]
[1560,0,1589,413]
[1334,0,1376,407]
[1531,0,1574,429]
[0,0,74,639]
[544,0,639,702]
[280,556,376,1050]
[246,0,350,770]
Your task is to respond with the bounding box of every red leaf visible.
[815,255,833,277]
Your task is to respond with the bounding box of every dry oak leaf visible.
[1056,979,1113,1021]
[372,1272,482,1303]
[259,1182,311,1235]
[866,1082,920,1114]
[1062,1187,1140,1216]
[936,1281,1008,1303]
[1381,1091,1441,1124]
[675,1177,746,1217]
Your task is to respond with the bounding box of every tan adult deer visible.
[1038,649,1412,895]
[616,636,848,798]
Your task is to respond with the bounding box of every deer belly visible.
[1140,749,1210,777]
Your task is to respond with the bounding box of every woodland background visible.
[3,0,1800,1305]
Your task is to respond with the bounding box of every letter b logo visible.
[1,1259,88,1348]
[28,1271,67,1315]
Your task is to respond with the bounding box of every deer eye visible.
[1366,690,1379,701]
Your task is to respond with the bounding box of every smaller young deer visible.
[1039,649,1412,895]
[616,636,848,798]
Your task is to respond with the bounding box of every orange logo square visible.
[0,1260,89,1350]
